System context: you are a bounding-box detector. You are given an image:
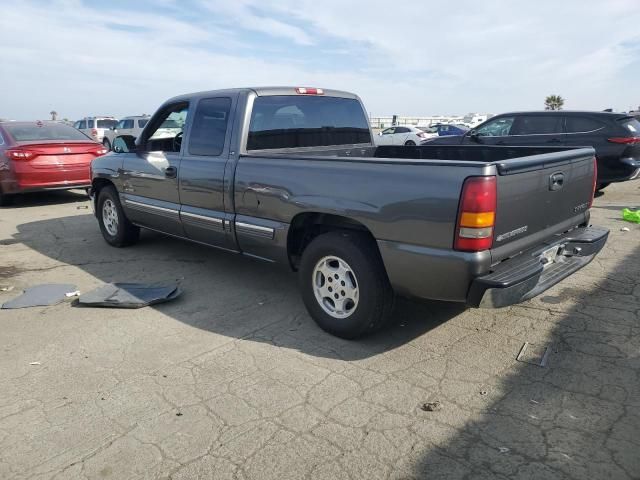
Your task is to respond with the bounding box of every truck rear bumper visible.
[467,226,609,308]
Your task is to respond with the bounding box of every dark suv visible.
[422,111,640,188]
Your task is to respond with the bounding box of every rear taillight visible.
[454,176,497,252]
[295,87,324,95]
[5,149,36,160]
[589,157,598,208]
[91,129,98,137]
[416,132,427,138]
[94,147,108,155]
[607,137,640,144]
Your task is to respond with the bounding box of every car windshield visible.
[160,120,180,129]
[4,123,91,142]
[97,119,117,129]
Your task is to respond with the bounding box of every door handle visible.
[547,138,562,143]
[164,166,178,178]
[549,172,564,190]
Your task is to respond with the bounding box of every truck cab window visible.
[144,102,189,153]
[189,97,231,156]
[247,95,371,150]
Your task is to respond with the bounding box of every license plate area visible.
[540,245,560,269]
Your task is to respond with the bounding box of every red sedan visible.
[0,121,108,205]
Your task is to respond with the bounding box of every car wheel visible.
[299,231,395,339]
[404,140,416,146]
[0,190,13,207]
[102,138,112,151]
[96,185,140,247]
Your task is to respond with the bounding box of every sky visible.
[1,0,640,120]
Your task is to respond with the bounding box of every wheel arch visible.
[286,211,382,271]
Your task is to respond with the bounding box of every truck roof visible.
[163,86,359,105]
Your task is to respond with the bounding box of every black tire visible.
[299,231,395,339]
[96,185,140,247]
[0,189,13,207]
[597,182,610,191]
[404,140,416,146]
[102,138,112,151]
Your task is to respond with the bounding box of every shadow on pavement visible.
[411,243,640,479]
[1,189,88,209]
[12,213,465,361]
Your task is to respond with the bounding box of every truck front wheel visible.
[299,231,394,339]
[96,185,140,247]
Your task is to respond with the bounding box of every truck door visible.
[178,96,238,251]
[119,102,189,237]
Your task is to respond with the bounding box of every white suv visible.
[101,116,150,150]
[73,117,118,146]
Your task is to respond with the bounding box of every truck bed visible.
[239,144,597,301]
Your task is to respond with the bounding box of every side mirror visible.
[113,135,137,153]
[111,126,117,130]
[468,130,480,142]
[378,131,383,136]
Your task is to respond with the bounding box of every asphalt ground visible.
[0,180,638,479]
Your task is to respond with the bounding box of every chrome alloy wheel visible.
[312,255,359,319]
[102,199,119,236]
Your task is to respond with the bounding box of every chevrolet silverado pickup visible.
[89,87,608,339]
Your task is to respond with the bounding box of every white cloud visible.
[1,0,639,120]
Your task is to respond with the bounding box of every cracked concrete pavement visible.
[0,181,638,479]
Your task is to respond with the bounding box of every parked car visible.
[420,123,469,137]
[73,117,118,146]
[101,116,150,151]
[0,121,108,205]
[422,111,640,188]
[89,87,607,339]
[375,125,430,145]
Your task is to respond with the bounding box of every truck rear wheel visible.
[96,185,140,247]
[299,231,394,339]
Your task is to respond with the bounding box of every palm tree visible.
[544,95,564,111]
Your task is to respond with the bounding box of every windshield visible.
[247,95,371,150]
[160,119,180,129]
[4,123,91,142]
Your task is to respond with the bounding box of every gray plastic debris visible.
[2,284,77,309]
[498,447,510,454]
[77,282,181,309]
[0,285,14,292]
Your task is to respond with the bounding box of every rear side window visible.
[87,120,94,128]
[511,116,563,135]
[4,123,91,141]
[138,119,149,128]
[395,127,410,133]
[565,117,604,133]
[247,95,371,150]
[189,97,231,156]
[619,117,640,134]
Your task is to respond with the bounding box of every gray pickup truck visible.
[89,87,608,338]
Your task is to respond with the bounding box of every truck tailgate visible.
[491,149,596,263]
